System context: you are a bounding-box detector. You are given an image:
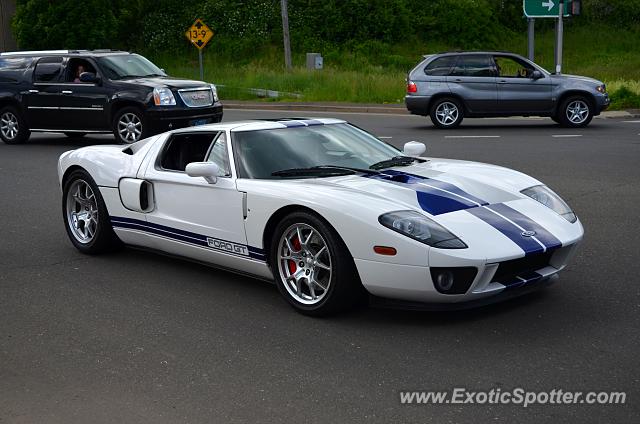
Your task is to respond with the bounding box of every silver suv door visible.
[493,55,552,114]
[446,55,497,114]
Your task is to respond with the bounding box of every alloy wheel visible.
[566,100,589,124]
[277,223,332,305]
[65,179,99,244]
[0,111,19,140]
[435,101,459,126]
[117,112,142,143]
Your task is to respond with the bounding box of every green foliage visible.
[609,86,640,110]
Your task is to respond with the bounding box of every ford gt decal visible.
[110,216,266,261]
[366,170,489,215]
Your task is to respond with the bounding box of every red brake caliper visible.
[287,235,302,274]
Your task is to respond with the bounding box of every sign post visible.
[555,0,564,74]
[523,0,573,73]
[185,19,214,81]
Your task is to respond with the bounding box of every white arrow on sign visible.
[542,0,555,11]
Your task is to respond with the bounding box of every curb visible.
[223,101,640,119]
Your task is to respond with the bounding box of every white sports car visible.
[58,118,583,315]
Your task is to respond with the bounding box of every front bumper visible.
[594,93,610,115]
[145,102,224,133]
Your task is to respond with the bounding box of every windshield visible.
[232,123,403,179]
[97,54,166,80]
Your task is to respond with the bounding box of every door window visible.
[493,56,535,78]
[205,132,231,176]
[450,55,495,77]
[34,57,64,83]
[159,132,219,172]
[424,56,456,76]
[65,58,98,83]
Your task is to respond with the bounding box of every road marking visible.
[444,135,500,139]
[552,134,582,138]
[622,120,640,123]
[378,136,393,139]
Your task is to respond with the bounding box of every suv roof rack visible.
[1,49,127,57]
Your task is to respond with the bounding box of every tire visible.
[429,97,464,129]
[0,105,30,144]
[112,106,147,144]
[62,169,122,254]
[270,211,365,316]
[64,132,87,138]
[558,96,593,128]
[551,115,561,124]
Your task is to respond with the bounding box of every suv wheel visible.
[0,106,30,144]
[430,98,464,129]
[113,107,146,144]
[559,96,593,128]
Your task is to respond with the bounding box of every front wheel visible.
[62,170,122,254]
[430,97,464,129]
[0,106,30,144]
[113,107,146,144]
[559,96,593,128]
[270,212,364,316]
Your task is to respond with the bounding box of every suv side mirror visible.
[79,71,99,84]
[186,162,219,184]
[531,70,543,80]
[403,141,426,157]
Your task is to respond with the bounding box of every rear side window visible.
[451,55,495,77]
[0,57,32,83]
[34,57,63,83]
[424,56,457,76]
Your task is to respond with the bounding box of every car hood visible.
[549,73,602,85]
[119,76,210,90]
[306,158,542,216]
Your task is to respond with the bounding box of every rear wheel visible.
[559,96,593,128]
[0,106,30,144]
[62,169,122,254]
[113,106,146,144]
[270,211,364,316]
[430,97,464,129]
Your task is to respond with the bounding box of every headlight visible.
[596,84,606,94]
[210,84,219,102]
[379,211,467,249]
[153,87,176,106]
[521,185,577,223]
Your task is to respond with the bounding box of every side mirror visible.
[531,70,543,80]
[186,162,219,184]
[403,141,426,157]
[79,71,99,83]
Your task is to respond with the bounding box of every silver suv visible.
[405,51,610,129]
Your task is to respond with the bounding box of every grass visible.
[147,25,640,109]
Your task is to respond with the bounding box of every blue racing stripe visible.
[110,216,266,261]
[466,206,545,255]
[366,169,488,215]
[485,203,562,251]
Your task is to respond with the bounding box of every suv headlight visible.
[521,185,577,223]
[596,84,606,94]
[210,84,219,102]
[379,211,467,249]
[153,87,176,106]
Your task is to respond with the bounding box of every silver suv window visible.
[450,55,495,77]
[424,56,456,76]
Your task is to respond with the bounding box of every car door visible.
[493,55,553,114]
[446,54,498,114]
[24,56,65,129]
[141,131,250,264]
[55,57,110,130]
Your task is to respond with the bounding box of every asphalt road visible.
[1,112,639,423]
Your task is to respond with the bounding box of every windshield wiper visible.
[369,155,423,170]
[271,165,379,178]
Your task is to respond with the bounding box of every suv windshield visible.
[97,54,166,80]
[233,123,404,179]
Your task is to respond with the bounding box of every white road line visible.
[444,135,500,139]
[552,134,582,138]
[622,120,640,123]
[378,136,393,139]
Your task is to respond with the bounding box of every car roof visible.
[169,118,347,134]
[0,49,132,58]
[424,51,521,58]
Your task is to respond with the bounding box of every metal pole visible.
[555,0,564,74]
[527,18,535,61]
[280,0,292,70]
[198,49,204,81]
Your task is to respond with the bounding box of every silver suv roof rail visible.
[1,50,70,56]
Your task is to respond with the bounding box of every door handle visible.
[498,80,507,84]
[28,89,39,93]
[61,90,73,94]
[454,79,462,82]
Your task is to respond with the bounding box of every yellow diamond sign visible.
[185,19,213,50]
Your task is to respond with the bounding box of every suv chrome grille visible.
[178,88,213,107]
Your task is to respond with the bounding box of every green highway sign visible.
[523,0,571,18]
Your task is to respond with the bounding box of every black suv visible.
[0,50,223,144]
[405,51,610,128]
